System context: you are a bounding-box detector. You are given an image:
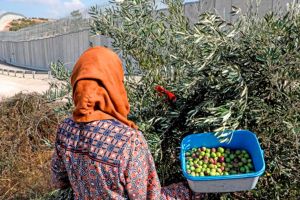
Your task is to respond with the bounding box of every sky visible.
[0,0,197,19]
[0,0,110,19]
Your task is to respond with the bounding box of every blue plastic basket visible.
[180,130,265,192]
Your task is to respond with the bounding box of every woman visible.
[51,46,200,199]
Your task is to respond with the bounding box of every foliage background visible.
[0,0,299,199]
[88,0,300,199]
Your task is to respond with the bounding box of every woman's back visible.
[51,47,194,200]
[52,118,141,199]
[52,118,191,200]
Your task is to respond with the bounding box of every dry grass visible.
[0,93,64,200]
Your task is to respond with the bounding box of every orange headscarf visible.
[70,46,137,129]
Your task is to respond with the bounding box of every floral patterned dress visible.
[51,118,193,200]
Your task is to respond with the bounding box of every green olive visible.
[209,164,214,169]
[248,163,253,169]
[210,171,216,176]
[185,147,254,176]
[225,157,231,163]
[225,149,231,154]
[230,170,237,175]
[217,147,225,153]
[240,167,246,173]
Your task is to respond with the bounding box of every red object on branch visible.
[165,91,176,102]
[154,85,177,103]
[154,85,166,93]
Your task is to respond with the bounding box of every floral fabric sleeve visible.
[50,145,71,189]
[119,130,193,200]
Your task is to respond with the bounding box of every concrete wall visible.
[0,0,298,71]
[0,29,91,70]
[184,0,298,22]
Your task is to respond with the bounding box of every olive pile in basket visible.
[185,147,254,176]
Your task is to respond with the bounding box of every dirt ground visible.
[0,62,141,100]
[0,61,50,99]
[0,74,49,99]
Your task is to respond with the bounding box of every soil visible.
[0,65,49,99]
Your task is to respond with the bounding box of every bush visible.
[88,0,299,199]
[19,0,298,199]
[0,93,64,199]
[9,18,48,31]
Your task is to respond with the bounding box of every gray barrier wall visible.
[0,29,91,70]
[0,0,298,71]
